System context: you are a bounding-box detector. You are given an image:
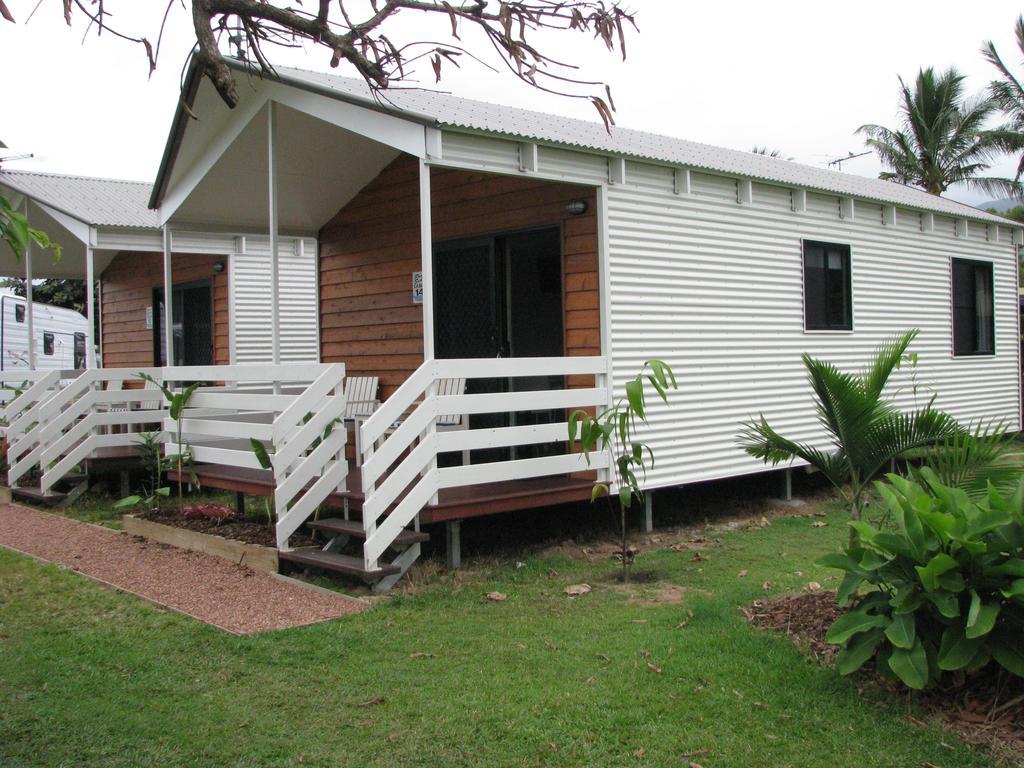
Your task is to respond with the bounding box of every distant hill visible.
[979,197,1024,213]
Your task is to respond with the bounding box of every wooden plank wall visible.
[99,252,229,369]
[319,155,600,398]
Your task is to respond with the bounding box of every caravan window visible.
[952,258,994,356]
[43,332,54,356]
[14,304,24,323]
[74,333,86,369]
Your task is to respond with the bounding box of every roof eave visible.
[0,175,94,229]
[148,57,441,211]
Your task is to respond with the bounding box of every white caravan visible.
[0,294,89,371]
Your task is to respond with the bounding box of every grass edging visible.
[122,514,279,573]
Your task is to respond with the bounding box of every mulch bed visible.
[0,503,363,634]
[137,505,316,548]
[747,591,1024,765]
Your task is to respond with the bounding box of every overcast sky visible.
[1,1,1023,207]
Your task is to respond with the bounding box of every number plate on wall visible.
[412,271,423,304]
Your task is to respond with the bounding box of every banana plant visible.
[114,431,172,512]
[569,360,677,583]
[137,372,201,515]
[0,194,61,261]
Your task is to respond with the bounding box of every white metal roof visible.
[266,63,1012,227]
[0,170,157,228]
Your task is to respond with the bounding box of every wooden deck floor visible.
[173,464,595,525]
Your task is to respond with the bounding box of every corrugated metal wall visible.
[609,163,1020,489]
[230,236,320,364]
[440,131,1022,489]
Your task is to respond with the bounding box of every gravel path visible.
[0,504,364,634]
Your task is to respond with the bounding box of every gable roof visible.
[147,58,1013,227]
[0,170,157,229]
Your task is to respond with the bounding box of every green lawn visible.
[0,495,997,768]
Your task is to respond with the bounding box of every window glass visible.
[43,332,54,356]
[952,258,994,356]
[803,241,852,331]
[74,332,86,369]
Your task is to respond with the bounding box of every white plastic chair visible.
[345,376,380,466]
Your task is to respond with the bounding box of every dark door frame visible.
[431,224,564,359]
[152,277,215,366]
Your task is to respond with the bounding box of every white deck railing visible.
[358,356,611,574]
[4,369,83,486]
[31,364,347,548]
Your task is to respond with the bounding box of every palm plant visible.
[751,146,793,160]
[737,330,963,538]
[858,67,1020,197]
[982,15,1024,184]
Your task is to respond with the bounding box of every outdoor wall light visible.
[564,200,588,216]
[213,261,226,273]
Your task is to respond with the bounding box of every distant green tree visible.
[859,67,1020,196]
[987,204,1024,222]
[0,278,86,314]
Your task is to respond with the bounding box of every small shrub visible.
[818,468,1024,689]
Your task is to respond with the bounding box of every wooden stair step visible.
[279,547,400,580]
[11,486,67,506]
[307,517,429,545]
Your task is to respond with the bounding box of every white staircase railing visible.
[4,369,82,487]
[33,364,348,546]
[359,356,611,573]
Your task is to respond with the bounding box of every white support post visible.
[643,492,653,533]
[596,185,615,489]
[162,226,173,367]
[268,102,281,387]
[23,201,35,370]
[419,158,434,360]
[780,468,793,501]
[96,278,104,364]
[85,243,96,368]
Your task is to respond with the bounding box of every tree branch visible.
[40,0,635,128]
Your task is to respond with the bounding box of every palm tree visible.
[737,330,963,537]
[982,15,1024,184]
[751,146,793,161]
[858,68,1020,197]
